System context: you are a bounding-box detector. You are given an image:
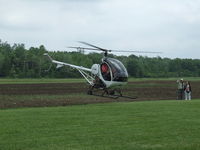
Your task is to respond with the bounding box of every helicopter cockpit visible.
[101,58,128,82]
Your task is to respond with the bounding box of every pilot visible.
[101,63,111,81]
[101,63,108,72]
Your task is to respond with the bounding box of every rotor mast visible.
[78,41,110,57]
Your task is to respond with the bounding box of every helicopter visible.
[44,41,161,99]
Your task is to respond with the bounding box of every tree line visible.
[0,40,200,78]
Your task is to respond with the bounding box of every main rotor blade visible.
[109,49,162,54]
[68,46,162,54]
[69,42,162,54]
[68,46,102,51]
[78,41,111,52]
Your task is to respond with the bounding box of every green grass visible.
[1,100,200,150]
[128,77,200,82]
[0,78,85,84]
[0,77,199,84]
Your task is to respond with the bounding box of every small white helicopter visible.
[44,42,160,98]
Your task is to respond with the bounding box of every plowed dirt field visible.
[0,80,199,108]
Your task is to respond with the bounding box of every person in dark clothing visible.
[177,79,184,100]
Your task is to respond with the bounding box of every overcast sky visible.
[0,0,200,59]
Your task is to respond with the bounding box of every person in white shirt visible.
[184,81,192,100]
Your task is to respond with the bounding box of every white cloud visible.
[0,0,200,58]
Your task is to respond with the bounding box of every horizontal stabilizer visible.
[56,64,64,68]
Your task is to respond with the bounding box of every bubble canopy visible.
[103,58,128,82]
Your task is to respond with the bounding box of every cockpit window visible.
[103,58,128,82]
[109,59,127,72]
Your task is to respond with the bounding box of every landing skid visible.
[91,93,137,99]
[87,87,137,99]
[91,93,119,99]
[119,95,137,99]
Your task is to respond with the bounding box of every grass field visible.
[1,100,200,150]
[0,78,85,84]
[0,77,200,84]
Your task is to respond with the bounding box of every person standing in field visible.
[184,81,192,100]
[177,79,184,100]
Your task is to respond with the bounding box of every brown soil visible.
[0,81,199,108]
